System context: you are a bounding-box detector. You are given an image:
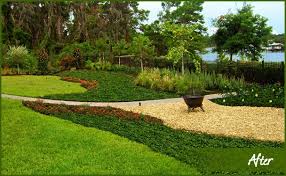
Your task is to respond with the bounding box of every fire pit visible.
[183,95,205,112]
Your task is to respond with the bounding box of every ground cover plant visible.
[23,100,283,175]
[2,98,199,175]
[212,84,284,108]
[44,70,178,102]
[2,75,86,97]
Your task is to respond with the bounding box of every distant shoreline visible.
[202,50,285,62]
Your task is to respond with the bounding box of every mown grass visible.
[23,101,282,174]
[2,75,86,97]
[1,98,199,175]
[44,70,178,102]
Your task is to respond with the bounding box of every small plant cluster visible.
[23,101,163,124]
[2,46,37,74]
[135,68,245,95]
[59,48,85,70]
[85,60,112,71]
[61,77,97,90]
[85,60,140,74]
[213,84,284,108]
[37,48,49,74]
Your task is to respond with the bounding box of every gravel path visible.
[114,98,284,142]
[2,93,283,142]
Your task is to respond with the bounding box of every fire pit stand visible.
[183,95,205,112]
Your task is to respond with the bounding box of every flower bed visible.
[23,101,163,124]
[212,84,284,108]
[61,76,97,90]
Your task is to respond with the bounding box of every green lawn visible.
[1,98,199,175]
[23,100,282,175]
[44,70,178,102]
[2,75,86,97]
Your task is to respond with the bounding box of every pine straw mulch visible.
[61,77,97,90]
[114,98,284,142]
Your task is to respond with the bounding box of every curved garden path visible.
[2,93,284,142]
[1,93,223,106]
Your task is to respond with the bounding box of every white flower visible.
[242,99,244,102]
[255,94,258,97]
[272,89,275,92]
[269,100,272,103]
[223,99,226,103]
[251,89,254,92]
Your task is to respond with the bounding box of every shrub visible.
[110,64,140,75]
[37,48,49,74]
[58,42,96,61]
[59,55,77,70]
[73,48,84,69]
[135,68,245,95]
[94,61,112,71]
[85,60,95,70]
[4,46,37,74]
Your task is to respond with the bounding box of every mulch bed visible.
[23,101,163,124]
[61,77,97,90]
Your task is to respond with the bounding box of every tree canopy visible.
[213,4,272,61]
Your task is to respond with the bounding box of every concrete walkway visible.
[2,93,224,107]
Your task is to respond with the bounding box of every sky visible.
[138,1,285,35]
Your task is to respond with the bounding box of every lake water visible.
[201,51,285,62]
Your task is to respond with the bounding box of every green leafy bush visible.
[85,60,95,70]
[57,42,96,63]
[4,46,37,74]
[85,60,140,75]
[94,60,112,71]
[212,84,284,108]
[37,48,49,74]
[110,65,140,75]
[59,55,77,70]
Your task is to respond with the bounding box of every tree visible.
[130,35,154,71]
[95,37,109,61]
[113,39,129,65]
[142,20,168,56]
[161,22,203,74]
[159,0,205,33]
[213,4,272,61]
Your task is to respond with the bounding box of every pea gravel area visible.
[114,98,284,142]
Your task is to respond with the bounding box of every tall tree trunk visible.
[140,56,143,72]
[181,56,185,75]
[230,53,233,61]
[118,52,121,66]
